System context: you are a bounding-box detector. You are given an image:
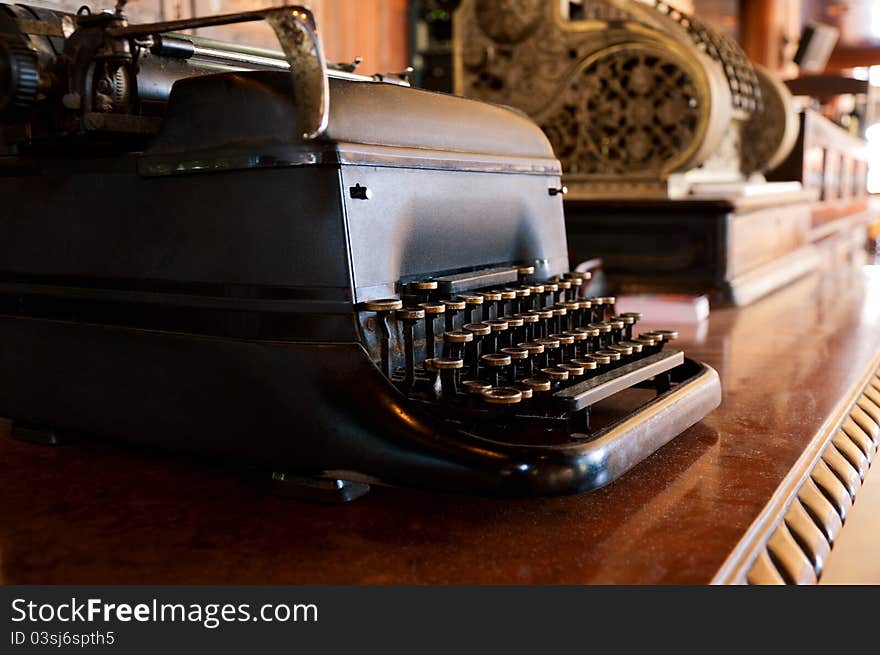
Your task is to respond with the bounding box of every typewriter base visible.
[564,193,817,306]
[0,315,720,498]
[270,472,371,504]
[10,422,63,446]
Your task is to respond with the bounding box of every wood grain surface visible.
[1,265,879,584]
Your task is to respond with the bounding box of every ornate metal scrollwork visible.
[539,45,701,177]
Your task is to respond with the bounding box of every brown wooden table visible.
[1,265,879,584]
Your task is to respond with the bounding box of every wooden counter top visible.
[1,265,879,584]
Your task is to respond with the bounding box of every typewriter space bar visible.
[434,267,519,294]
[554,349,685,411]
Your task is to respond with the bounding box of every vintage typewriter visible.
[453,1,815,305]
[0,2,720,501]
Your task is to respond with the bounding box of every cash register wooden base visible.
[564,191,826,307]
[0,263,879,584]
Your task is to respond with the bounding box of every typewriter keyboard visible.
[360,268,682,445]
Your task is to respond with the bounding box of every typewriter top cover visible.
[0,2,720,501]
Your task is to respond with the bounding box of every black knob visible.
[349,183,372,200]
[0,39,40,117]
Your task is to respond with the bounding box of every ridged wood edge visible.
[712,349,880,584]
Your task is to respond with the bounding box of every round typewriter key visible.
[563,330,587,359]
[571,358,599,375]
[653,329,679,341]
[549,306,566,334]
[517,341,545,376]
[527,285,543,311]
[463,322,491,376]
[398,308,425,389]
[501,347,529,382]
[549,333,574,363]
[517,265,535,280]
[577,299,593,325]
[559,362,584,377]
[514,287,532,297]
[575,325,600,353]
[419,302,446,360]
[462,379,492,395]
[516,311,539,340]
[635,336,659,355]
[521,376,553,409]
[512,383,534,400]
[588,321,611,349]
[484,318,509,353]
[512,287,531,313]
[638,332,663,354]
[425,357,464,397]
[460,294,484,323]
[362,298,403,378]
[463,322,491,336]
[478,291,502,320]
[481,352,511,386]
[425,357,463,369]
[606,319,625,344]
[556,278,572,302]
[560,301,580,329]
[410,280,438,304]
[396,308,425,320]
[530,308,553,338]
[550,333,574,345]
[520,377,551,392]
[585,352,611,366]
[644,330,676,352]
[600,296,616,318]
[539,366,568,380]
[619,340,644,356]
[542,282,558,308]
[363,298,403,312]
[607,343,633,358]
[612,313,636,339]
[535,337,560,367]
[500,314,524,344]
[443,330,473,342]
[540,367,569,386]
[441,299,466,331]
[481,353,511,366]
[498,288,517,315]
[481,387,523,405]
[442,330,472,359]
[595,348,621,364]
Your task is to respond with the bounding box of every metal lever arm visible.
[108,6,329,139]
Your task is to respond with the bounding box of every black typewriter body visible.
[0,3,720,500]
